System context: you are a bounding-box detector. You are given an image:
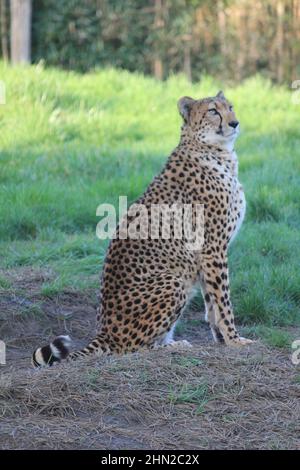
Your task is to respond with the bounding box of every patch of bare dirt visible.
[0,268,299,450]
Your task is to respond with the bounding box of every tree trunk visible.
[290,0,298,81]
[248,2,259,75]
[235,5,245,81]
[276,0,284,83]
[183,40,192,82]
[10,0,32,64]
[154,57,163,80]
[218,0,227,70]
[1,0,9,60]
[153,0,163,80]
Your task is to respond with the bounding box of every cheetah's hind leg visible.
[154,322,193,350]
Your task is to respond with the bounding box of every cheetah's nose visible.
[229,120,239,129]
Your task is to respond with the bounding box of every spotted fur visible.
[32,90,253,367]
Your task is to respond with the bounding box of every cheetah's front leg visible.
[200,254,253,347]
[199,273,224,343]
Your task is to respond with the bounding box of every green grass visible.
[169,382,211,414]
[0,275,11,290]
[173,356,202,368]
[242,325,292,348]
[0,62,299,327]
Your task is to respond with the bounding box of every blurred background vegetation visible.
[1,0,300,84]
[0,2,299,337]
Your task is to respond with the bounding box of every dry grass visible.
[0,268,299,450]
[1,345,299,450]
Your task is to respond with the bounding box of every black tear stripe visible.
[205,109,223,131]
[215,110,223,134]
[52,337,69,359]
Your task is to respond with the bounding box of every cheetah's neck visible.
[178,133,239,178]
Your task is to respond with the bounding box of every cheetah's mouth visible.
[224,128,239,139]
[216,127,239,138]
[226,130,238,137]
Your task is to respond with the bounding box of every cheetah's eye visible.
[208,109,218,115]
[229,105,233,111]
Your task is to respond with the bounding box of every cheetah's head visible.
[178,91,239,151]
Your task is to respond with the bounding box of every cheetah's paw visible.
[167,339,193,350]
[227,336,255,347]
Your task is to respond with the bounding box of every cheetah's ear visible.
[216,90,226,101]
[178,96,195,123]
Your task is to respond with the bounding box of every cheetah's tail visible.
[32,334,109,368]
[32,335,72,367]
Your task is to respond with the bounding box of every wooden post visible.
[10,0,32,64]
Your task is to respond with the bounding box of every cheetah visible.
[32,90,253,367]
